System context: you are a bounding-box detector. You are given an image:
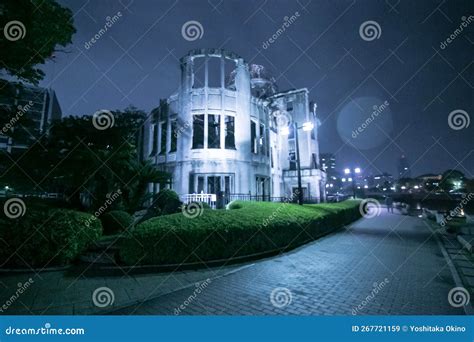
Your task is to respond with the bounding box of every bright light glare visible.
[280,127,290,135]
[354,167,361,174]
[302,122,314,131]
[344,168,350,174]
[342,178,346,182]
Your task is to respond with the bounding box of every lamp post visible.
[281,121,314,205]
[344,167,361,199]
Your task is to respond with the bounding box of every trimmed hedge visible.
[0,208,102,268]
[100,210,133,235]
[153,189,182,215]
[119,200,361,265]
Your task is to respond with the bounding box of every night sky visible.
[38,0,473,178]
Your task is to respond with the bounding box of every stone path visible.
[111,212,468,315]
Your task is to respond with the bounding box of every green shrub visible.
[185,201,211,210]
[119,200,361,265]
[0,208,102,268]
[227,201,242,210]
[100,210,133,235]
[152,189,182,215]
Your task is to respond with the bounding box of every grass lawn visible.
[119,200,362,266]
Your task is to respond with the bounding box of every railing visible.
[181,193,217,209]
[181,193,324,209]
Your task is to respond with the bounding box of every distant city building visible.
[0,80,62,153]
[320,153,340,194]
[367,172,394,190]
[398,154,411,179]
[415,173,442,191]
[142,48,326,203]
[320,153,336,173]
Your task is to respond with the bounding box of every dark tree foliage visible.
[0,108,170,213]
[0,0,75,84]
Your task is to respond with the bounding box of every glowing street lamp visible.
[302,122,314,131]
[344,167,362,199]
[280,126,290,136]
[280,121,315,205]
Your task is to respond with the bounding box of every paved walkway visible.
[111,212,467,315]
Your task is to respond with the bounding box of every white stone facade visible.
[143,49,326,203]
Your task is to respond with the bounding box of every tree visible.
[440,170,465,192]
[0,108,171,212]
[0,0,75,84]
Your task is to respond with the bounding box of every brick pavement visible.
[112,211,466,315]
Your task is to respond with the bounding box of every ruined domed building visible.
[142,48,326,205]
